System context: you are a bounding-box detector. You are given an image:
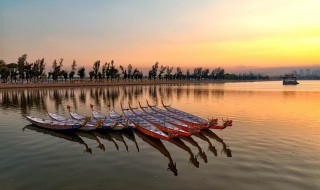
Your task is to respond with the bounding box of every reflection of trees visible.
[90,88,101,107]
[148,85,158,103]
[176,85,183,100]
[0,89,47,115]
[1,83,226,119]
[194,88,209,100]
[211,90,224,99]
[79,89,86,104]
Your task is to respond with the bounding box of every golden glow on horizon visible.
[1,0,320,70]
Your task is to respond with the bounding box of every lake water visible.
[0,81,319,190]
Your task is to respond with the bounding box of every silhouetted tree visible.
[158,65,166,80]
[194,67,203,80]
[176,67,183,80]
[51,58,63,81]
[77,67,86,81]
[89,71,95,82]
[93,60,100,81]
[61,70,68,82]
[17,54,27,82]
[127,64,133,79]
[0,60,9,83]
[165,66,173,79]
[7,63,18,82]
[201,68,210,79]
[119,65,128,80]
[69,60,77,81]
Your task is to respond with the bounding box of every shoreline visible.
[0,79,280,89]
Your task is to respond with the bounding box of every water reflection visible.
[76,131,105,151]
[23,122,229,176]
[2,84,233,177]
[202,129,232,157]
[23,125,92,154]
[134,130,178,176]
[0,84,227,115]
[169,138,199,168]
[180,136,208,163]
[194,133,218,157]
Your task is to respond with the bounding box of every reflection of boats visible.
[67,105,125,130]
[134,130,178,176]
[26,116,82,132]
[90,104,135,130]
[76,131,105,151]
[109,131,128,152]
[92,131,119,151]
[180,136,207,163]
[23,125,92,154]
[121,104,170,140]
[47,112,96,131]
[122,129,139,152]
[194,132,217,156]
[140,102,199,134]
[129,104,191,137]
[161,101,232,129]
[201,129,232,157]
[169,138,199,168]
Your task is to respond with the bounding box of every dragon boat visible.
[47,112,97,131]
[121,104,170,140]
[129,104,191,137]
[160,101,232,129]
[147,101,210,129]
[139,102,200,134]
[67,105,125,130]
[90,104,135,130]
[26,116,83,132]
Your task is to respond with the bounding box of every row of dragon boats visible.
[26,101,233,140]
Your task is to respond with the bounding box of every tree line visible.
[0,54,269,83]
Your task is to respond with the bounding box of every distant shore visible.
[0,79,278,89]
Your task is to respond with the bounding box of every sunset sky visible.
[1,0,320,73]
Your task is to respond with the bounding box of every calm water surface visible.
[0,81,319,190]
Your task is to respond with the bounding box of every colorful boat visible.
[47,112,97,131]
[26,116,82,132]
[90,104,135,129]
[160,101,230,129]
[129,104,191,137]
[121,104,170,141]
[139,102,199,134]
[147,101,206,129]
[109,110,135,130]
[67,105,125,130]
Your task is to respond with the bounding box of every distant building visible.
[299,69,304,77]
[292,70,298,76]
[306,69,311,76]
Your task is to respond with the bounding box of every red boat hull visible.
[151,122,192,137]
[135,125,170,141]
